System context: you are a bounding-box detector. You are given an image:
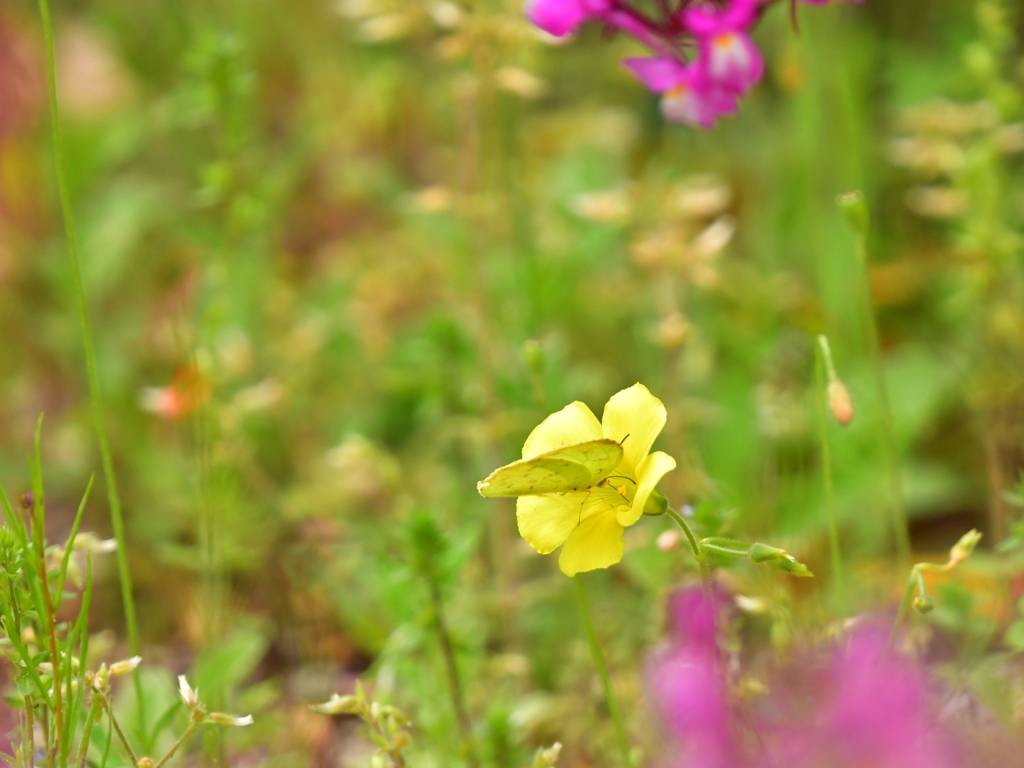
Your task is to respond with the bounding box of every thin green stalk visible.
[102,702,137,766]
[31,494,65,762]
[666,508,711,597]
[851,230,911,566]
[62,556,93,764]
[99,709,113,768]
[75,702,99,768]
[56,475,94,603]
[425,575,480,768]
[573,576,631,768]
[889,565,919,649]
[35,0,142,720]
[153,717,202,768]
[814,340,845,599]
[23,697,34,768]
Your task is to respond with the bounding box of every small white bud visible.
[311,693,363,716]
[72,532,118,554]
[206,712,254,727]
[178,675,199,708]
[110,656,141,676]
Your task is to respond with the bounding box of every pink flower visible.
[683,0,764,96]
[524,0,612,37]
[622,56,737,128]
[778,627,966,768]
[648,597,967,768]
[647,588,738,768]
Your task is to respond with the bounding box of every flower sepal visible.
[642,488,669,516]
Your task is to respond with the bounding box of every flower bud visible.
[642,488,669,516]
[657,530,680,551]
[749,543,813,577]
[949,529,982,566]
[178,675,199,709]
[73,533,118,554]
[836,190,870,236]
[93,665,110,691]
[19,492,33,511]
[206,712,254,727]
[522,340,545,377]
[391,731,410,749]
[827,380,854,426]
[913,595,935,614]
[136,758,155,768]
[748,543,787,563]
[110,656,141,676]
[311,693,364,716]
[533,742,562,768]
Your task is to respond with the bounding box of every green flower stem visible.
[814,338,845,600]
[425,575,480,768]
[36,0,142,712]
[23,696,33,768]
[666,507,711,597]
[76,701,100,768]
[889,564,920,649]
[573,576,632,768]
[851,228,911,566]
[153,716,202,768]
[101,699,138,766]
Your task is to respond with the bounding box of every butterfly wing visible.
[477,439,623,498]
[547,440,623,484]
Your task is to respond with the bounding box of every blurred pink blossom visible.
[649,588,967,768]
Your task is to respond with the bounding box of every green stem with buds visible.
[35,0,142,716]
[839,192,911,566]
[573,576,632,768]
[814,337,845,600]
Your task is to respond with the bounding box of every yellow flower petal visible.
[601,383,667,475]
[557,509,625,576]
[616,450,676,527]
[516,492,588,554]
[523,401,603,460]
[517,486,623,554]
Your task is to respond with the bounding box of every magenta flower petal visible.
[648,587,738,768]
[525,0,589,37]
[702,31,764,95]
[661,83,738,129]
[622,56,689,92]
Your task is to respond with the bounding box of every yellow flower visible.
[515,383,676,576]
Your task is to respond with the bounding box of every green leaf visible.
[192,625,268,699]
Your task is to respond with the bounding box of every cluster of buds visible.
[312,683,411,768]
[178,675,254,728]
[526,0,860,127]
[700,536,813,577]
[89,655,142,694]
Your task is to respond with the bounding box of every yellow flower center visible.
[713,33,735,48]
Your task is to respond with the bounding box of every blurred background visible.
[1,0,1023,765]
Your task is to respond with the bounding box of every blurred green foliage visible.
[1,0,1023,764]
